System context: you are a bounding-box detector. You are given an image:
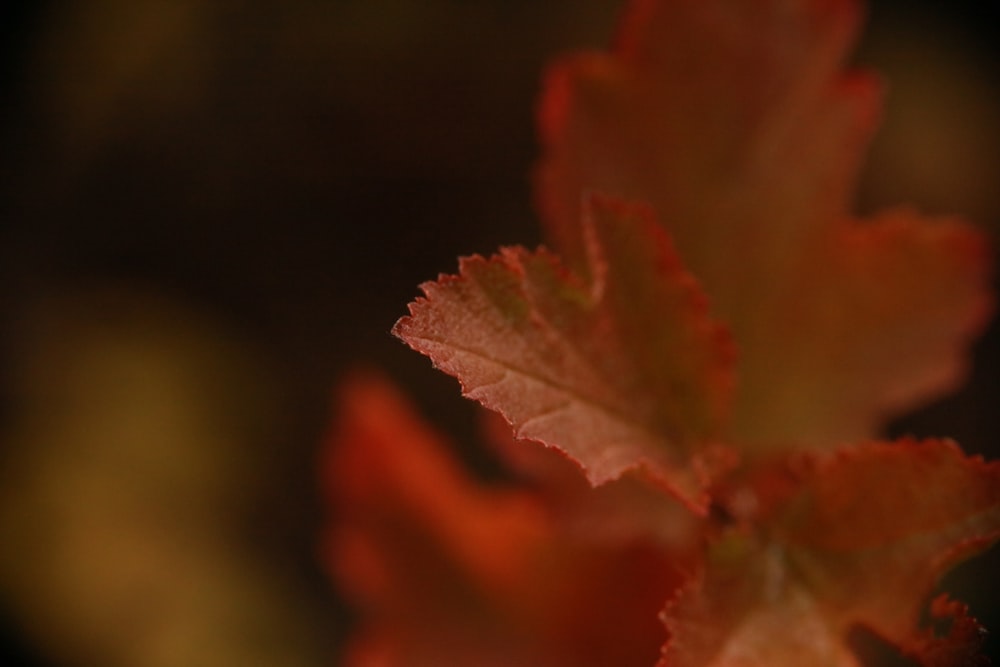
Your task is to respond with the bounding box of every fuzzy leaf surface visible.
[394,196,735,509]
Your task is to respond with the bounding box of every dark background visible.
[0,1,997,665]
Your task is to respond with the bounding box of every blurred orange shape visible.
[323,371,690,667]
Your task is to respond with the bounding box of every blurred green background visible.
[0,1,997,665]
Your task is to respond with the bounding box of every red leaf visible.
[662,440,1000,666]
[324,371,688,667]
[323,371,551,617]
[535,0,992,449]
[393,196,736,510]
[538,0,879,278]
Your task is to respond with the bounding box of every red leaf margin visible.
[393,195,737,512]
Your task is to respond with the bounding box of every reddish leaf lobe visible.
[394,196,736,511]
[662,440,1000,667]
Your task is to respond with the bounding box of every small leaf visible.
[662,440,1000,667]
[394,195,736,510]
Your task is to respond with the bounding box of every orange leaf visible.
[324,371,688,667]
